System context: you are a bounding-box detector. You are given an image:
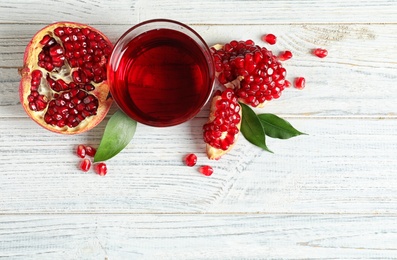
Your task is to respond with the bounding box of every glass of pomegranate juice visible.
[108,19,215,127]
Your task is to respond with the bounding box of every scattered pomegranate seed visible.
[284,80,292,88]
[313,48,328,58]
[199,165,214,176]
[294,77,306,90]
[80,158,91,172]
[184,153,197,167]
[94,163,107,176]
[85,146,97,157]
[76,145,86,158]
[278,50,293,61]
[262,34,277,45]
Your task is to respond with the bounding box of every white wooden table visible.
[1,1,397,259]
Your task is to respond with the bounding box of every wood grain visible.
[1,118,396,214]
[0,214,396,259]
[1,0,397,258]
[1,1,397,24]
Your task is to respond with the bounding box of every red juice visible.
[108,27,214,127]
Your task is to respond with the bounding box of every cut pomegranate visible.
[262,34,277,45]
[76,145,86,158]
[278,50,293,61]
[211,40,287,107]
[94,162,107,176]
[199,165,214,176]
[80,158,91,172]
[19,22,113,134]
[203,89,242,160]
[313,48,328,58]
[294,77,306,90]
[184,153,197,167]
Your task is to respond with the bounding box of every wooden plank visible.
[1,0,397,24]
[1,117,396,214]
[0,214,396,259]
[2,23,397,117]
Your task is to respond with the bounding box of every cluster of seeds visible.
[203,89,241,151]
[27,70,47,111]
[44,88,98,128]
[52,26,112,83]
[212,40,287,107]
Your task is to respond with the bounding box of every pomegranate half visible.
[19,22,113,134]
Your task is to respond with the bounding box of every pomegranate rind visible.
[205,94,242,160]
[19,22,113,135]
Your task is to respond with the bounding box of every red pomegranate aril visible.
[31,70,42,79]
[278,50,293,61]
[294,77,306,90]
[76,145,86,158]
[262,34,277,45]
[199,165,214,176]
[85,146,96,157]
[313,48,328,58]
[94,163,107,176]
[80,159,92,172]
[184,153,197,167]
[284,80,292,88]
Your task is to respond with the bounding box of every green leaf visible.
[257,113,307,139]
[240,103,273,153]
[94,110,137,162]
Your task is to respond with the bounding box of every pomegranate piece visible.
[94,162,107,176]
[313,48,328,58]
[278,50,293,61]
[262,34,277,45]
[199,165,214,176]
[80,158,91,172]
[76,145,86,158]
[294,77,306,90]
[203,89,242,160]
[184,153,197,167]
[19,22,113,134]
[211,40,287,107]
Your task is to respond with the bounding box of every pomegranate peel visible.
[19,22,113,134]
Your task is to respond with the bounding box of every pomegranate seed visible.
[94,163,107,176]
[85,146,97,157]
[262,34,277,45]
[199,165,214,176]
[313,48,328,58]
[278,50,293,61]
[294,77,306,90]
[284,80,292,88]
[80,158,91,172]
[184,153,197,167]
[76,145,86,158]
